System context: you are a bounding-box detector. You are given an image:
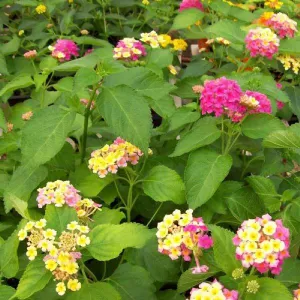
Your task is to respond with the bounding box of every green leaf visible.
[0,220,27,278]
[65,282,121,300]
[0,286,15,300]
[70,164,115,197]
[157,290,184,300]
[97,85,151,153]
[279,36,300,55]
[91,208,125,228]
[263,130,300,148]
[181,60,213,79]
[244,278,293,300]
[276,258,300,287]
[45,205,78,235]
[0,35,20,55]
[53,77,74,92]
[226,186,265,222]
[286,86,300,121]
[209,225,241,275]
[247,176,280,213]
[0,53,9,75]
[168,107,200,132]
[109,263,156,300]
[73,67,100,91]
[170,117,221,157]
[171,8,204,30]
[185,149,232,209]
[241,114,286,139]
[146,48,173,68]
[147,95,176,119]
[0,75,34,98]
[142,165,185,204]
[87,223,152,261]
[0,108,7,131]
[21,106,75,167]
[73,36,112,48]
[13,257,52,300]
[39,56,58,71]
[126,233,180,283]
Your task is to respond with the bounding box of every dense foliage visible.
[1,0,300,299]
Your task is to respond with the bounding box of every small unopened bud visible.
[80,29,89,35]
[247,280,260,294]
[22,111,33,121]
[232,268,244,280]
[192,85,204,94]
[7,122,13,132]
[18,30,24,36]
[24,50,37,59]
[47,23,54,29]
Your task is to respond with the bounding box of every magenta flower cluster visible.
[50,39,79,62]
[233,215,290,275]
[113,38,147,61]
[179,0,204,12]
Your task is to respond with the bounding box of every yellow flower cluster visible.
[141,31,160,48]
[158,34,172,48]
[265,0,283,9]
[18,220,91,296]
[35,4,47,14]
[172,39,188,51]
[277,55,300,74]
[168,65,178,75]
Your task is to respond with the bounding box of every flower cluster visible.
[265,0,283,9]
[80,98,95,110]
[36,4,47,14]
[49,40,79,62]
[206,37,231,46]
[255,12,274,26]
[172,39,188,51]
[200,77,272,122]
[89,137,143,178]
[233,215,290,275]
[245,27,279,59]
[18,219,90,296]
[277,54,300,74]
[157,209,213,274]
[113,38,147,61]
[189,280,239,300]
[266,13,297,38]
[140,31,160,48]
[294,285,300,300]
[22,111,33,121]
[24,50,37,59]
[179,0,204,12]
[158,34,172,48]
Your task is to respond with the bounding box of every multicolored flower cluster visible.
[233,215,290,275]
[24,50,37,59]
[113,38,147,61]
[179,0,204,12]
[89,137,143,178]
[140,31,160,48]
[49,40,79,62]
[266,13,297,38]
[157,209,213,274]
[18,219,90,296]
[294,285,300,300]
[200,77,272,122]
[245,27,279,59]
[189,280,238,300]
[277,54,300,74]
[265,0,283,9]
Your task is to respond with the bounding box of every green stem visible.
[146,202,163,227]
[127,183,133,222]
[221,116,225,154]
[225,132,241,154]
[84,265,98,282]
[101,261,107,280]
[80,261,89,284]
[114,181,127,207]
[102,5,107,37]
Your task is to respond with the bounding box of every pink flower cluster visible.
[179,0,204,12]
[189,280,238,300]
[245,27,280,59]
[233,215,290,275]
[24,50,37,59]
[200,77,272,122]
[113,38,147,61]
[50,39,79,62]
[266,13,298,39]
[157,209,213,274]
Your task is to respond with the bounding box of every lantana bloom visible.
[157,209,213,274]
[266,13,298,39]
[22,111,33,121]
[233,215,290,275]
[36,4,47,14]
[49,40,79,62]
[179,0,204,12]
[113,38,146,61]
[158,34,172,48]
[140,31,160,48]
[245,27,279,59]
[277,54,300,74]
[172,39,188,51]
[189,280,238,300]
[24,50,37,59]
[265,0,283,9]
[89,137,144,178]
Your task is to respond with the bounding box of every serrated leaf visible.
[142,165,185,204]
[91,208,125,228]
[0,75,34,97]
[97,85,151,153]
[87,223,152,261]
[276,258,300,287]
[181,60,213,79]
[171,9,204,30]
[286,86,300,121]
[241,114,286,139]
[168,107,200,132]
[0,286,15,300]
[53,77,74,92]
[209,225,241,275]
[146,48,173,68]
[263,130,300,148]
[13,257,52,300]
[147,95,176,119]
[21,106,75,167]
[279,36,300,55]
[73,67,100,91]
[185,149,232,209]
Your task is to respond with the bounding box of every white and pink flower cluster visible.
[189,280,238,300]
[233,215,290,275]
[49,39,79,62]
[200,77,272,122]
[113,38,147,61]
[157,209,213,274]
[88,137,143,178]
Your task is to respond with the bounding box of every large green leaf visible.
[147,95,176,119]
[0,286,15,300]
[91,208,125,228]
[87,223,152,261]
[146,48,173,68]
[181,60,213,79]
[171,8,204,30]
[108,263,156,300]
[13,257,52,300]
[0,75,34,98]
[97,85,151,152]
[21,106,75,167]
[209,225,241,275]
[247,176,281,213]
[276,258,300,287]
[0,132,19,155]
[226,187,265,222]
[263,130,300,148]
[142,165,185,204]
[241,114,286,139]
[168,107,200,132]
[65,282,121,300]
[185,149,232,209]
[0,35,20,55]
[286,86,300,121]
[73,67,100,91]
[279,36,300,55]
[170,117,221,157]
[244,278,293,300]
